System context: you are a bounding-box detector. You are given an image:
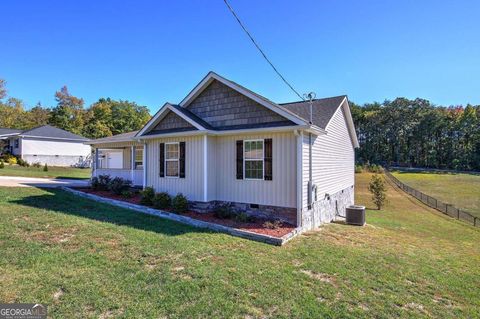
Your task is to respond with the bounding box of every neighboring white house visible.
[86,72,359,230]
[0,125,91,167]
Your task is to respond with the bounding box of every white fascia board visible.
[0,133,21,138]
[135,125,309,140]
[20,135,89,142]
[135,103,171,137]
[179,72,309,126]
[85,139,136,145]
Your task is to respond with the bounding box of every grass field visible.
[0,164,91,179]
[0,173,479,318]
[391,170,480,218]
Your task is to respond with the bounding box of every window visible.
[135,148,143,169]
[244,140,264,179]
[14,139,19,148]
[165,142,179,177]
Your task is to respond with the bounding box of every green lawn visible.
[391,170,480,218]
[0,164,91,180]
[0,173,479,318]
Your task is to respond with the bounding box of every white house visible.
[87,72,359,230]
[0,125,91,167]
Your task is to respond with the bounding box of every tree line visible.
[351,98,480,170]
[1,78,479,170]
[0,79,151,139]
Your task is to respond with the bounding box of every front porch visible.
[92,143,144,187]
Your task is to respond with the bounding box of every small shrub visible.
[43,163,48,172]
[0,161,4,169]
[108,177,132,195]
[153,192,171,209]
[32,162,41,168]
[172,193,188,213]
[213,203,235,219]
[354,164,363,174]
[235,212,256,223]
[368,174,387,210]
[7,157,17,165]
[17,158,29,167]
[90,177,100,190]
[367,164,383,173]
[121,190,134,199]
[140,187,155,205]
[263,219,283,230]
[91,174,111,191]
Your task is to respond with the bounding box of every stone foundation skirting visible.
[189,200,297,226]
[62,187,300,246]
[302,185,354,231]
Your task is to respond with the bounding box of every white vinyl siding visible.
[302,104,355,209]
[146,135,204,201]
[21,138,91,157]
[212,132,296,208]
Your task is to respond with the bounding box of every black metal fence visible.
[384,170,479,227]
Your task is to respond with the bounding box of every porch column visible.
[203,135,208,202]
[94,148,99,177]
[131,145,135,183]
[142,142,147,189]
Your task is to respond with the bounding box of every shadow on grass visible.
[11,187,209,237]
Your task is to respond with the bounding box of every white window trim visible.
[165,142,180,178]
[243,139,264,180]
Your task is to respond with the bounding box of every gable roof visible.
[21,125,89,141]
[0,125,89,141]
[280,95,347,129]
[86,131,139,144]
[179,72,309,126]
[0,128,23,137]
[136,103,209,137]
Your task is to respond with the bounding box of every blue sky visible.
[1,0,479,113]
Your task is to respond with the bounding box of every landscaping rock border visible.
[61,187,300,246]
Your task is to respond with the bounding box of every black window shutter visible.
[236,140,243,179]
[159,143,165,177]
[264,138,273,180]
[179,141,186,178]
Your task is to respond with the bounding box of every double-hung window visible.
[135,148,143,169]
[165,142,179,177]
[244,140,264,180]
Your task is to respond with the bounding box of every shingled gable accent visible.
[136,103,206,137]
[184,79,295,129]
[152,110,196,131]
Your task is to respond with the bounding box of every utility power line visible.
[222,0,305,101]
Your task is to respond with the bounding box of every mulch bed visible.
[74,188,296,238]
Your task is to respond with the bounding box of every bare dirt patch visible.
[300,270,338,287]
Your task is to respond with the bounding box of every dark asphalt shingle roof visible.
[0,128,23,136]
[22,125,89,141]
[0,125,89,141]
[86,131,139,144]
[280,95,346,129]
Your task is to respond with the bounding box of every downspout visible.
[130,145,135,184]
